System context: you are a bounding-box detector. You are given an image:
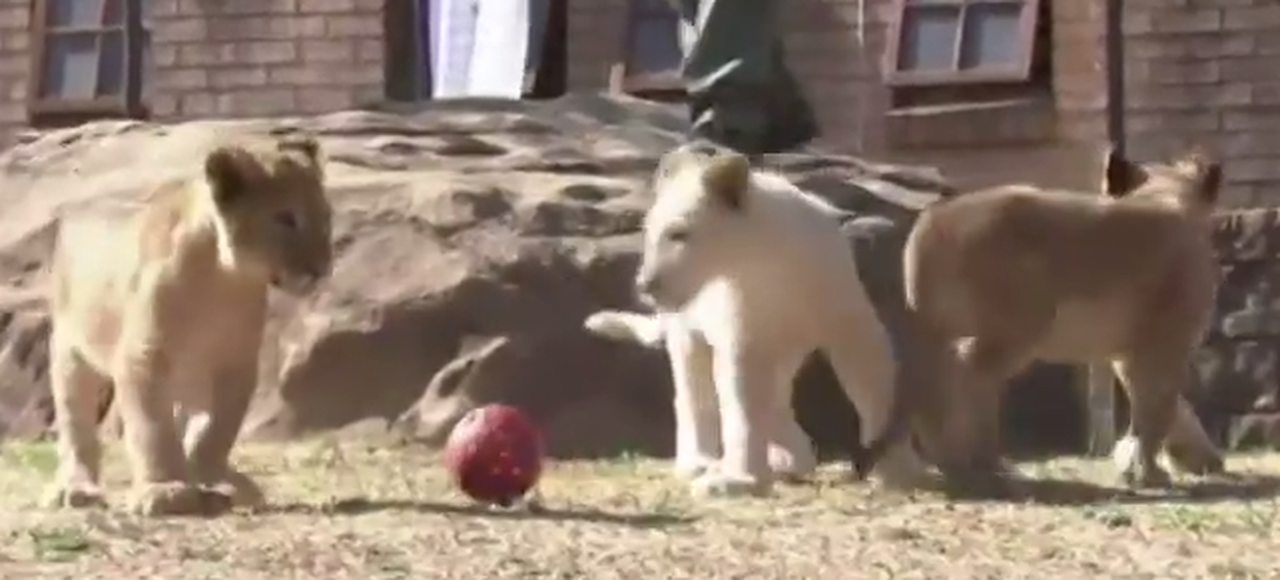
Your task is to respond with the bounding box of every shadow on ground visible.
[941,471,1280,507]
[262,496,694,528]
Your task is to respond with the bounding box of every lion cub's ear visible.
[1102,145,1145,197]
[1176,148,1223,205]
[204,145,258,206]
[701,152,751,210]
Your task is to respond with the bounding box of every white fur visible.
[585,309,815,480]
[591,152,931,499]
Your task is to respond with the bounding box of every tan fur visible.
[43,134,333,516]
[901,147,1225,490]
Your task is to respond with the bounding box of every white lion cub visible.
[586,146,930,498]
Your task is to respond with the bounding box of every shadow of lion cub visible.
[902,146,1226,494]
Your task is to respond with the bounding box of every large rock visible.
[0,93,997,459]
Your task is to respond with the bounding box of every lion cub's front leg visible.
[182,364,265,510]
[666,328,722,479]
[43,343,109,509]
[691,347,772,499]
[112,349,226,517]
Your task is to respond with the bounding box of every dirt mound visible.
[0,93,961,458]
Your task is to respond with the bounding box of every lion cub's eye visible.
[275,212,300,230]
[665,228,690,243]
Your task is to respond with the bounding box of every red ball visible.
[443,404,544,507]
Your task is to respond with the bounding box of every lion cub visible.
[43,134,333,516]
[902,147,1225,490]
[593,145,929,498]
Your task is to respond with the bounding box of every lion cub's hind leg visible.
[1163,395,1225,476]
[765,360,817,481]
[43,343,109,509]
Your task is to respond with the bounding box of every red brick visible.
[180,0,297,16]
[299,39,355,63]
[210,67,269,88]
[1150,9,1223,34]
[1223,6,1280,31]
[268,65,334,86]
[272,15,328,37]
[236,41,297,64]
[161,68,209,90]
[216,88,297,115]
[295,87,355,113]
[153,18,208,42]
[356,39,381,62]
[1221,57,1275,83]
[298,0,359,13]
[180,92,218,115]
[178,44,236,66]
[324,15,380,37]
[150,44,178,67]
[0,7,27,28]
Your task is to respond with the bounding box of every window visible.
[382,0,565,102]
[616,0,685,100]
[29,0,149,125]
[886,0,1041,87]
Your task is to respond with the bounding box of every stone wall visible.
[1207,209,1280,449]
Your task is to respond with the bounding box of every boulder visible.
[0,93,1010,460]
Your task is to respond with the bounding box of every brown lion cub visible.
[43,134,333,516]
[902,147,1225,490]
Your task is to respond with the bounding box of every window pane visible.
[898,4,961,72]
[141,28,153,98]
[97,30,123,96]
[627,15,683,74]
[634,0,677,15]
[49,0,105,28]
[958,2,1025,70]
[101,0,121,25]
[41,32,100,99]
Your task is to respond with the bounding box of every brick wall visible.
[1,0,1275,208]
[568,0,1111,192]
[0,0,29,135]
[1124,0,1280,208]
[147,0,383,120]
[0,0,383,145]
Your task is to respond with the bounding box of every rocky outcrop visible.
[0,94,968,459]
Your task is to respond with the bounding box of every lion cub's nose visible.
[635,272,661,300]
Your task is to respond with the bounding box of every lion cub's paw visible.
[127,482,232,517]
[42,482,106,510]
[689,470,771,499]
[219,469,268,509]
[768,442,817,481]
[583,311,663,347]
[1112,435,1173,489]
[1164,447,1225,477]
[672,454,718,480]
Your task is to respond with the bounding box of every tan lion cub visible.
[43,134,333,516]
[902,146,1226,490]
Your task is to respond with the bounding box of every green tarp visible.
[673,0,818,155]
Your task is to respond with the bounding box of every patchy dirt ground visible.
[1,440,1278,579]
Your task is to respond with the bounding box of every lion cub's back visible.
[49,201,150,366]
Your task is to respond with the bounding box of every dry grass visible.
[1,440,1279,579]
